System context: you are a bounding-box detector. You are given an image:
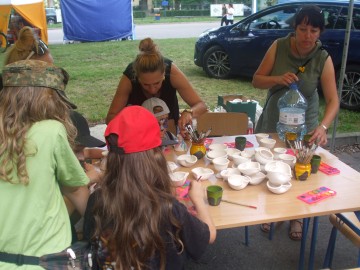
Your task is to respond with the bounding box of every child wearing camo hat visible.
[0,60,89,268]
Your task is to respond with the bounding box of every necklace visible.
[294,42,306,73]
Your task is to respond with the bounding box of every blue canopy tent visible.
[60,0,133,42]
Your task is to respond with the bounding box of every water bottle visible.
[276,82,308,141]
[247,117,253,134]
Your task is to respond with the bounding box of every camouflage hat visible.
[2,60,76,109]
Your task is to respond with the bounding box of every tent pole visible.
[330,0,354,152]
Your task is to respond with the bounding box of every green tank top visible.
[255,33,329,133]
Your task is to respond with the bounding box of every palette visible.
[297,186,336,204]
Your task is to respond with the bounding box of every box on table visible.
[217,95,257,124]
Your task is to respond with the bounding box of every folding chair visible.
[323,212,360,268]
[196,112,248,136]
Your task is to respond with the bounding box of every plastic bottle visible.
[247,117,253,134]
[276,82,308,141]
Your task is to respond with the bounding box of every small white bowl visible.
[228,175,251,190]
[226,148,242,159]
[273,147,287,159]
[212,157,230,172]
[259,138,276,149]
[255,133,269,143]
[232,154,251,166]
[267,181,292,194]
[255,147,270,153]
[241,149,255,160]
[265,161,292,186]
[255,148,274,165]
[220,168,241,181]
[278,153,296,168]
[191,167,214,180]
[265,161,292,175]
[167,161,178,172]
[209,143,228,151]
[177,154,198,167]
[170,171,189,187]
[237,161,261,176]
[206,150,227,160]
[249,171,267,185]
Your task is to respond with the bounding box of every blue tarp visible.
[60,0,133,42]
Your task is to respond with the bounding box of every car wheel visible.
[47,18,55,25]
[203,45,230,79]
[338,65,360,110]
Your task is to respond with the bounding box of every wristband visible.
[183,109,193,116]
[320,124,327,130]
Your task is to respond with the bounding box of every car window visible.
[322,5,360,30]
[248,7,298,30]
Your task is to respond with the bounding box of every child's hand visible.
[188,180,205,204]
[84,162,103,185]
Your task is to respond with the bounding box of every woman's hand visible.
[307,125,328,146]
[276,72,299,86]
[178,111,193,137]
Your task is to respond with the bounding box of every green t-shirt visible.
[0,120,89,270]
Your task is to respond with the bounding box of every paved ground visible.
[90,125,360,269]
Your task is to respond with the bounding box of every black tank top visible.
[124,58,180,124]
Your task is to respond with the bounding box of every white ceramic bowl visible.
[249,171,267,185]
[206,150,228,161]
[228,175,251,190]
[232,154,251,166]
[177,154,198,167]
[267,181,292,194]
[265,161,292,175]
[255,148,274,165]
[209,143,228,151]
[191,167,214,180]
[273,147,287,159]
[255,147,270,153]
[237,161,261,176]
[259,138,276,149]
[167,161,178,172]
[278,153,296,168]
[212,157,230,172]
[255,133,270,143]
[265,161,292,185]
[220,168,241,181]
[241,148,255,160]
[170,171,189,187]
[226,148,242,159]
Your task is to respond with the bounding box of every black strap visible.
[0,251,40,266]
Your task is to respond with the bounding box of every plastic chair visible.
[323,212,360,268]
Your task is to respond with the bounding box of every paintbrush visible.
[221,199,257,209]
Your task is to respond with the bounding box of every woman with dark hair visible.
[84,106,216,269]
[106,38,207,136]
[252,5,339,240]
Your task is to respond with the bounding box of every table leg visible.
[298,218,310,270]
[308,216,319,270]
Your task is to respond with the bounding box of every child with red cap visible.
[83,105,216,269]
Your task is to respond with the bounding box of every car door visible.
[225,4,300,77]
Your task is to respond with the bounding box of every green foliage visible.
[133,11,146,18]
[160,9,210,16]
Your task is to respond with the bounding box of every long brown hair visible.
[93,145,183,270]
[132,38,166,77]
[0,86,76,184]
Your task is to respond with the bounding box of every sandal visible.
[260,223,271,233]
[289,220,303,241]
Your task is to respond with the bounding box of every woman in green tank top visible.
[252,5,339,241]
[253,5,339,147]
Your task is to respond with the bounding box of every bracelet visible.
[320,124,327,130]
[182,109,193,116]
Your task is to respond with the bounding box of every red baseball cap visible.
[105,106,162,154]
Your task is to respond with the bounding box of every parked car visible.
[45,8,57,25]
[194,0,360,110]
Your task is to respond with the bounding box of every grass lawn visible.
[1,33,359,134]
